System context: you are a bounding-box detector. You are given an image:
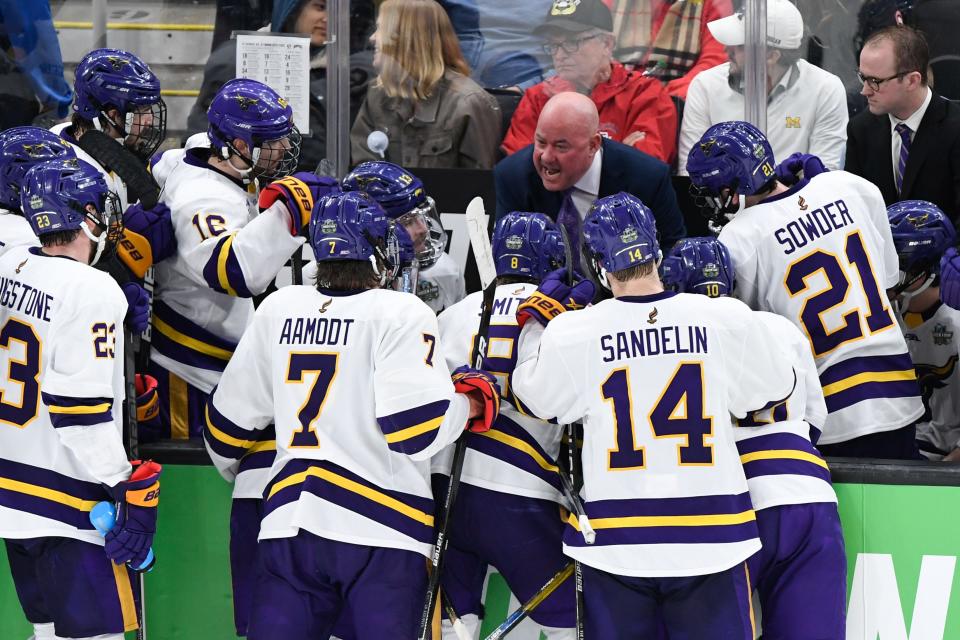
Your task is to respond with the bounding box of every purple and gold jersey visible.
[205,286,471,557]
[0,245,130,543]
[719,171,922,444]
[151,148,303,394]
[513,291,795,577]
[735,311,836,510]
[437,282,563,502]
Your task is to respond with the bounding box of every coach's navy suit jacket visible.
[493,138,686,249]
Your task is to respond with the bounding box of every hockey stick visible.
[442,592,473,640]
[483,563,575,640]
[418,197,497,640]
[122,331,148,640]
[557,225,587,637]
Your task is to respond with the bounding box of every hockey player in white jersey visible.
[687,121,923,459]
[512,192,796,638]
[887,201,960,461]
[0,158,161,640]
[436,211,575,638]
[662,236,846,640]
[204,191,500,640]
[340,161,466,312]
[0,126,75,258]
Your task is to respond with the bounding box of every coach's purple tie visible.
[895,122,912,194]
[556,189,582,271]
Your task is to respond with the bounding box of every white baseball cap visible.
[708,0,804,50]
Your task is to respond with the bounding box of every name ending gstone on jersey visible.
[278,316,355,346]
[600,324,709,363]
[774,198,854,256]
[0,274,53,322]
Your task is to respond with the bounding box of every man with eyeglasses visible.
[500,0,678,165]
[845,25,960,224]
[678,0,848,176]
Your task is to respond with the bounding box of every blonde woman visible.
[351,0,501,169]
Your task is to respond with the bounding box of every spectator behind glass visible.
[350,0,501,169]
[0,0,72,128]
[606,0,733,100]
[186,0,376,172]
[438,0,555,90]
[678,0,848,174]
[845,25,960,223]
[500,0,677,164]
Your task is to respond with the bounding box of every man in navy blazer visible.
[494,92,685,250]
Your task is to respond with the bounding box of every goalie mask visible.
[686,121,777,231]
[583,192,661,289]
[660,237,736,298]
[21,158,122,264]
[73,48,167,160]
[310,191,397,286]
[207,79,302,185]
[887,200,956,297]
[0,126,76,212]
[341,160,446,268]
[492,211,566,281]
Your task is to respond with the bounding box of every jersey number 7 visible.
[287,352,339,448]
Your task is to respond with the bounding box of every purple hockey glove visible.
[119,201,177,278]
[516,269,595,328]
[105,460,161,570]
[120,282,151,333]
[774,152,829,186]
[940,247,960,310]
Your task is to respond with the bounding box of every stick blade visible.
[466,197,496,289]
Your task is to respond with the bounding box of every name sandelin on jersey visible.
[719,171,923,444]
[513,292,796,578]
[436,282,563,503]
[0,246,130,544]
[204,286,471,557]
[151,150,302,394]
[899,302,960,456]
[736,311,836,511]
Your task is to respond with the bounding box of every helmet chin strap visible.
[896,272,936,317]
[81,223,107,265]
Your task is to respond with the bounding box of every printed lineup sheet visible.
[235,31,311,134]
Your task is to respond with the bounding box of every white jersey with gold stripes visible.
[151,148,303,393]
[514,291,796,578]
[0,245,131,543]
[719,171,923,445]
[735,311,836,511]
[437,282,563,503]
[205,285,471,557]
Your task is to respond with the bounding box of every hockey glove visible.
[774,152,829,186]
[940,247,960,310]
[516,269,595,328]
[258,172,340,237]
[135,374,160,424]
[451,366,501,433]
[105,460,161,570]
[118,201,177,278]
[120,282,151,333]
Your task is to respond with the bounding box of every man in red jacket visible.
[500,0,677,164]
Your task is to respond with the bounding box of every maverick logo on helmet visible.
[106,56,130,71]
[234,96,259,111]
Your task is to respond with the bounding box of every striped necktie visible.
[895,122,912,194]
[556,189,582,271]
